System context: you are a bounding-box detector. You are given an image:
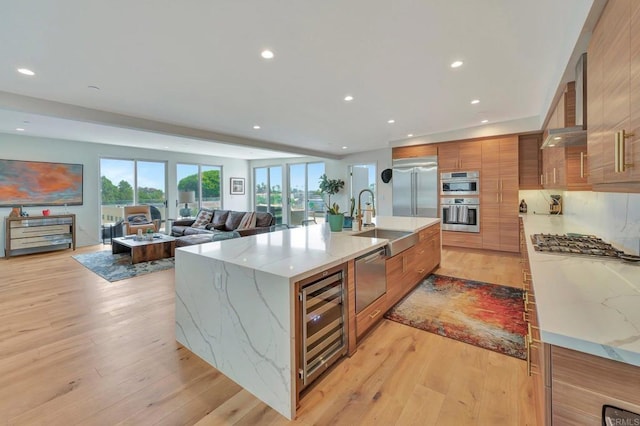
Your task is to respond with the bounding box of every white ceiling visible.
[0,0,602,160]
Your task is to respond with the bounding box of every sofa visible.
[171,209,275,247]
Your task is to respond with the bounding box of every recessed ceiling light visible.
[450,61,463,68]
[341,146,348,150]
[471,99,480,104]
[253,125,261,129]
[407,134,414,137]
[548,144,556,147]
[261,50,274,59]
[16,128,25,131]
[553,136,562,140]
[17,68,35,76]
[481,119,489,124]
[344,95,354,102]
[387,119,395,124]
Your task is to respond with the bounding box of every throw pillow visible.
[225,211,246,231]
[237,212,257,230]
[191,209,214,229]
[127,214,149,224]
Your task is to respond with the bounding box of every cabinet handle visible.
[615,131,621,173]
[369,309,381,319]
[540,174,544,185]
[580,152,586,178]
[619,130,635,172]
[553,167,557,183]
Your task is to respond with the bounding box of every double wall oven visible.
[440,171,480,233]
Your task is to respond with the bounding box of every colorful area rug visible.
[385,274,527,359]
[72,251,174,282]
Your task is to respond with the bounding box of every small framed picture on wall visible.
[230,177,245,195]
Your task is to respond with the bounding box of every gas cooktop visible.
[530,233,624,258]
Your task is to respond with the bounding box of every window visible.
[254,166,283,224]
[350,163,376,216]
[177,163,222,216]
[100,158,167,228]
[288,162,325,225]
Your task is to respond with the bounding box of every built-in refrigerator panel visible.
[391,166,414,216]
[392,157,438,217]
[415,164,438,217]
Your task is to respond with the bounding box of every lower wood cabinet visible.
[355,293,387,340]
[551,346,640,424]
[355,223,441,342]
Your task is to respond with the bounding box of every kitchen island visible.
[175,216,440,420]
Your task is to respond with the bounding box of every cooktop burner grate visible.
[530,233,624,258]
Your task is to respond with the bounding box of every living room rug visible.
[385,274,527,360]
[72,251,174,282]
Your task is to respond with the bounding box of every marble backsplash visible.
[519,189,640,255]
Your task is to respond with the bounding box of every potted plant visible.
[318,174,345,215]
[326,202,344,232]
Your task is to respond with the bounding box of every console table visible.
[4,214,76,258]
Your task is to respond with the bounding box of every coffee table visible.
[112,235,176,264]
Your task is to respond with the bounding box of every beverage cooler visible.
[297,266,347,390]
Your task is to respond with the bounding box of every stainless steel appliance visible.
[392,157,438,217]
[530,233,640,262]
[440,171,480,195]
[355,247,387,313]
[298,267,347,389]
[441,198,479,232]
[530,234,622,257]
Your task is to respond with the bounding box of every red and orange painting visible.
[0,159,83,206]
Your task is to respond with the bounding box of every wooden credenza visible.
[4,214,76,258]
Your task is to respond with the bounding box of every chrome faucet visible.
[357,189,375,231]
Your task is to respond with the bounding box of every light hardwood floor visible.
[0,244,536,425]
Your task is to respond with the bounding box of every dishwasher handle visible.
[359,248,386,263]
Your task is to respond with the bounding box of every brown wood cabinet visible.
[392,144,438,159]
[541,146,566,189]
[551,346,640,424]
[384,223,441,311]
[357,223,441,342]
[588,0,640,190]
[519,133,543,189]
[481,136,519,252]
[437,140,482,172]
[520,219,551,426]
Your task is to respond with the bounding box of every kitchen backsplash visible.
[519,189,640,255]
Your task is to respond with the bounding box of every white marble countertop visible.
[177,216,440,282]
[521,214,640,367]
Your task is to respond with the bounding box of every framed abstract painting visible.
[0,159,84,206]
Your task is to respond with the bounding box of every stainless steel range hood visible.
[542,126,587,148]
[542,53,587,149]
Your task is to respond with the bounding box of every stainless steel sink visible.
[351,228,418,256]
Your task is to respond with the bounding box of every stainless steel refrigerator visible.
[392,157,438,217]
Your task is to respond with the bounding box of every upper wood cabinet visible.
[519,133,543,189]
[437,141,482,172]
[587,0,640,190]
[392,144,437,159]
[481,136,519,253]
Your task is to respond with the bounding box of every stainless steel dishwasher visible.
[355,247,387,313]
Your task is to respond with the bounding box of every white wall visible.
[0,133,249,257]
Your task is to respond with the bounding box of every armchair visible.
[123,205,160,235]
